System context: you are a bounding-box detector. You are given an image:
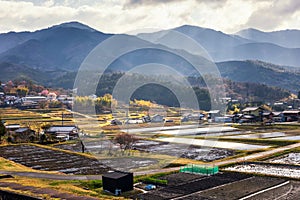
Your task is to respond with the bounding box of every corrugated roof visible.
[282,110,300,114]
[47,126,77,132]
[5,124,20,129]
[242,107,261,112]
[15,128,30,133]
[208,110,220,114]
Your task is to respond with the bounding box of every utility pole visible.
[61,112,64,126]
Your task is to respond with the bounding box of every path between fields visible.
[0,142,300,179]
[0,171,102,180]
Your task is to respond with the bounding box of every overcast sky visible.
[0,0,299,34]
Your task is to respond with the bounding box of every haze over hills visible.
[0,21,299,97]
[216,60,300,93]
[139,25,300,67]
[237,28,300,48]
[0,22,112,70]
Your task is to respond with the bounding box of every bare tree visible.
[113,133,138,151]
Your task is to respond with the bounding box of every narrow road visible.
[0,142,299,179]
[0,171,102,180]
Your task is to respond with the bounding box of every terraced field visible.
[0,145,109,175]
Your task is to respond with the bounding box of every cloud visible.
[125,0,228,8]
[125,0,182,6]
[243,0,300,31]
[0,0,299,34]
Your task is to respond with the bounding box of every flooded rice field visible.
[156,137,271,150]
[268,153,300,165]
[270,135,300,141]
[223,132,286,139]
[225,163,300,179]
[154,126,237,136]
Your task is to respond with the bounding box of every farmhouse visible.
[14,127,35,141]
[45,126,79,140]
[15,127,35,135]
[5,124,21,132]
[22,96,46,102]
[241,107,264,122]
[207,110,220,122]
[151,114,164,123]
[124,118,144,124]
[282,110,300,122]
[242,107,264,116]
[272,111,284,122]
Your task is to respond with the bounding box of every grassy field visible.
[0,176,130,199]
[0,157,35,172]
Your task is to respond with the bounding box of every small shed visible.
[102,171,133,195]
[5,124,21,132]
[151,114,164,123]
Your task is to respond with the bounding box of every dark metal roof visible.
[102,171,132,179]
[15,128,31,133]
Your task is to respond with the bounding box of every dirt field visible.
[0,144,109,175]
[137,172,299,200]
[180,176,286,200]
[138,172,251,199]
[247,180,300,200]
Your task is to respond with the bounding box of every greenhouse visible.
[180,164,219,175]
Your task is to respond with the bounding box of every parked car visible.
[145,184,156,190]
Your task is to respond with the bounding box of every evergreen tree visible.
[0,118,6,141]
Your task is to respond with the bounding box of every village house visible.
[282,110,300,122]
[207,110,220,122]
[5,124,21,132]
[45,126,79,140]
[181,113,204,122]
[151,114,164,123]
[14,127,36,142]
[241,107,264,122]
[272,111,284,122]
[124,118,144,124]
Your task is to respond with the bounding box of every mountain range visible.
[0,21,299,94]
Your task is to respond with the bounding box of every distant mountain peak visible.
[174,24,211,33]
[236,28,266,35]
[51,21,97,32]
